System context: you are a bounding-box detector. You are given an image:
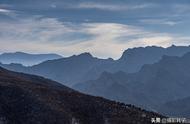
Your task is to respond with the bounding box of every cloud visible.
[173,4,190,14]
[0,3,14,14]
[0,8,11,13]
[50,4,57,8]
[0,17,74,42]
[67,2,155,11]
[140,19,180,26]
[0,6,18,18]
[0,16,189,59]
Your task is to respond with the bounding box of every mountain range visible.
[75,52,190,117]
[1,45,190,86]
[0,67,163,124]
[0,53,115,86]
[1,45,190,117]
[0,52,62,66]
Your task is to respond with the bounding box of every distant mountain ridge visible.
[0,52,62,66]
[0,67,163,124]
[116,45,190,72]
[0,52,115,86]
[74,52,190,117]
[1,45,190,87]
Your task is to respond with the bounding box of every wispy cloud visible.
[0,6,17,18]
[0,16,189,59]
[140,19,180,26]
[0,8,11,13]
[67,2,155,11]
[173,4,190,14]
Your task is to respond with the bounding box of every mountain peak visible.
[13,52,26,54]
[169,44,176,48]
[119,46,163,60]
[1,52,62,57]
[0,52,62,66]
[79,52,92,57]
[76,52,93,59]
[1,52,28,56]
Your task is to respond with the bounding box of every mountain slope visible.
[0,52,62,66]
[74,52,190,115]
[0,53,114,86]
[117,45,190,72]
[0,67,163,124]
[158,96,190,118]
[1,45,190,86]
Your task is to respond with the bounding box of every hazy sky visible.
[0,0,190,59]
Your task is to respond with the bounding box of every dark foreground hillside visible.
[0,67,163,124]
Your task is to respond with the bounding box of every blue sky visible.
[0,0,190,59]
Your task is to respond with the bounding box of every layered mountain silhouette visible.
[115,45,190,72]
[1,45,190,87]
[0,67,163,124]
[0,53,115,86]
[0,52,62,66]
[74,52,190,117]
[1,45,190,118]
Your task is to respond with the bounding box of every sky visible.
[0,0,190,59]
